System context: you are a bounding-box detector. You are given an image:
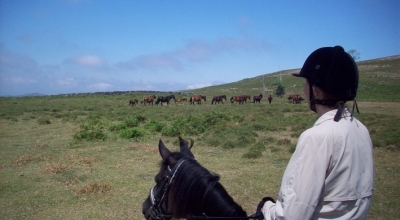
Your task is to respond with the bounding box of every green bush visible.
[119,128,144,139]
[144,120,165,132]
[124,117,139,128]
[73,114,107,141]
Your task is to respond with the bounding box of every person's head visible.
[293,46,359,121]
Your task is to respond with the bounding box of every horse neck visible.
[171,161,247,218]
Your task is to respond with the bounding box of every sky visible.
[0,0,399,96]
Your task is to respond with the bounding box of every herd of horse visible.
[129,93,304,107]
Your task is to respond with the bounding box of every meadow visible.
[1,56,399,219]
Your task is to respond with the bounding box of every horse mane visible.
[168,153,247,218]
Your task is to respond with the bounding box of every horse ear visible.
[178,137,195,158]
[158,139,171,160]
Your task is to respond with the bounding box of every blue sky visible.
[1,0,399,96]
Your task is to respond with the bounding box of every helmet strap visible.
[309,83,317,113]
[333,102,345,122]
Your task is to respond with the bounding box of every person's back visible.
[261,46,374,220]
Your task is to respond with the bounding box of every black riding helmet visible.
[293,46,359,121]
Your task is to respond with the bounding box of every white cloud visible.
[87,83,112,91]
[8,76,37,84]
[115,53,182,71]
[186,83,212,90]
[57,77,76,86]
[64,55,106,68]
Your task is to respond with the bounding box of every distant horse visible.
[142,137,250,220]
[129,99,139,106]
[253,94,263,103]
[189,95,206,105]
[230,96,247,104]
[288,95,294,103]
[155,95,175,106]
[288,94,304,104]
[175,98,187,105]
[143,95,156,105]
[240,95,251,103]
[211,95,227,104]
[293,95,304,104]
[268,94,273,104]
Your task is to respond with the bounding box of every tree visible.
[275,83,285,98]
[347,49,360,61]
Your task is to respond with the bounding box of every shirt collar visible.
[314,108,351,126]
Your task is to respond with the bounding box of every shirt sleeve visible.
[262,131,329,220]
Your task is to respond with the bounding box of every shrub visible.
[119,128,144,139]
[162,125,181,136]
[144,120,165,132]
[124,117,139,128]
[74,129,107,141]
[74,114,107,141]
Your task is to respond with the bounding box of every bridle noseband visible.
[149,159,187,220]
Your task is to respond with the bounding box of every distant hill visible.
[190,55,400,102]
[7,55,399,102]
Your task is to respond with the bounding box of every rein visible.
[158,213,262,220]
[148,158,263,220]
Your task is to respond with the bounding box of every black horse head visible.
[142,137,247,219]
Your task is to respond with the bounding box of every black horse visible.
[155,95,176,106]
[253,94,263,103]
[211,95,227,105]
[142,137,250,220]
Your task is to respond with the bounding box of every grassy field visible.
[1,56,399,219]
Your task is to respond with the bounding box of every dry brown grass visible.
[30,144,50,150]
[42,162,67,174]
[12,154,52,166]
[75,182,112,195]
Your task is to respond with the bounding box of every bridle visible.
[147,158,263,220]
[148,158,186,220]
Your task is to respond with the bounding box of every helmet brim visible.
[292,72,304,78]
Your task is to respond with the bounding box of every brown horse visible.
[240,95,251,103]
[230,96,246,104]
[293,95,304,104]
[268,94,273,104]
[288,94,304,104]
[211,95,226,104]
[129,99,138,106]
[253,94,263,103]
[189,95,206,105]
[175,98,187,105]
[143,94,156,105]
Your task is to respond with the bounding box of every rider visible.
[260,46,374,219]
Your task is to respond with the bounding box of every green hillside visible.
[192,55,400,102]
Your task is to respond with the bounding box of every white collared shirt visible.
[262,109,374,220]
